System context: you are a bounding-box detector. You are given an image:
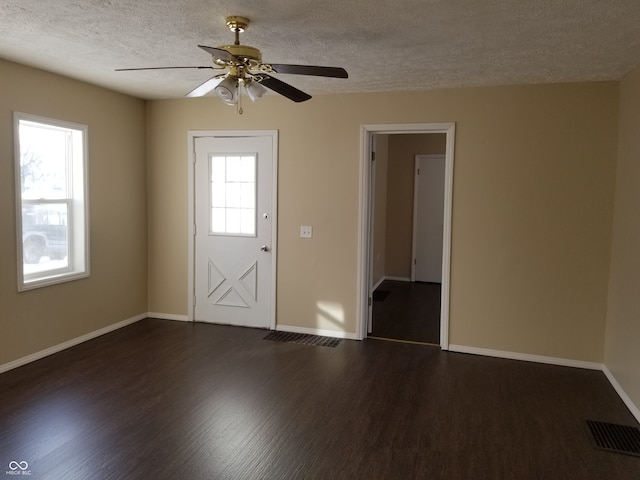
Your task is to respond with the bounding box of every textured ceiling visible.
[2,1,640,100]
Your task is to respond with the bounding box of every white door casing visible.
[367,136,378,334]
[358,123,455,348]
[412,154,446,283]
[189,132,277,329]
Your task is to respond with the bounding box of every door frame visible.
[411,154,446,283]
[187,130,279,328]
[357,123,455,348]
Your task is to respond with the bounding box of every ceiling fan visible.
[116,16,348,110]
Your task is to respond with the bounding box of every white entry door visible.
[413,154,445,283]
[194,134,276,328]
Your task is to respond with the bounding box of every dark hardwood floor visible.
[371,280,441,344]
[1,318,638,479]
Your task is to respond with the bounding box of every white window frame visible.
[14,112,90,291]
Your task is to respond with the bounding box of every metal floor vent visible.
[586,420,640,457]
[263,331,342,348]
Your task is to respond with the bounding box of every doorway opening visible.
[357,124,455,348]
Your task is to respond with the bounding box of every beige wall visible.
[147,82,618,362]
[146,96,363,333]
[0,59,147,365]
[605,66,640,409]
[385,133,447,278]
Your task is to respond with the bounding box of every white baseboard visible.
[275,324,359,340]
[148,312,190,322]
[372,277,385,291]
[448,344,603,370]
[602,365,640,424]
[0,313,147,374]
[372,276,410,291]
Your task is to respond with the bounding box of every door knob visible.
[260,245,270,252]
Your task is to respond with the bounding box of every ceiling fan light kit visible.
[116,15,348,114]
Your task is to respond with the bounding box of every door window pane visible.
[209,154,256,236]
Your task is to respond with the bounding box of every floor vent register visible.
[264,331,342,348]
[586,420,640,457]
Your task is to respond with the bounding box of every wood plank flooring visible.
[371,280,441,344]
[1,318,639,479]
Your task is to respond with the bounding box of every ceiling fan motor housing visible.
[219,16,262,65]
[219,44,262,63]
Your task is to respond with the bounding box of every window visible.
[210,154,257,236]
[15,112,89,290]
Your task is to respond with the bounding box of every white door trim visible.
[187,130,278,329]
[357,123,455,348]
[411,154,446,283]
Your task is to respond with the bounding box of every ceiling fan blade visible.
[257,74,312,103]
[185,76,224,98]
[198,45,238,63]
[115,66,213,71]
[268,64,348,78]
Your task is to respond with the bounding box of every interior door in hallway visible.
[413,154,445,283]
[194,134,275,328]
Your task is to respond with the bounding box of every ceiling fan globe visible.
[214,76,238,105]
[245,79,267,102]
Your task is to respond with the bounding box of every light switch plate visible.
[300,226,313,238]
